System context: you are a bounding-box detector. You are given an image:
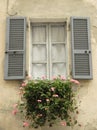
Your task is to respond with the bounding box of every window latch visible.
[85,50,91,54]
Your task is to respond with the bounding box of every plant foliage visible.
[18,76,80,128]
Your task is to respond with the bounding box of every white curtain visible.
[31,24,66,79]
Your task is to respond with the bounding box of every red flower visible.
[60,76,66,80]
[23,121,29,127]
[70,79,80,85]
[61,121,66,126]
[21,82,27,87]
[12,109,18,115]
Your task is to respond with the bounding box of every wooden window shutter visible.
[4,17,26,80]
[71,17,93,79]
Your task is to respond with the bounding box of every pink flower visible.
[23,121,29,127]
[52,76,56,80]
[37,114,42,117]
[12,109,18,115]
[18,91,25,95]
[18,91,22,95]
[37,99,42,102]
[70,79,80,85]
[46,99,50,102]
[19,87,23,90]
[51,87,55,91]
[53,94,59,97]
[61,121,66,126]
[61,76,66,80]
[21,82,27,87]
[27,75,32,79]
[13,103,18,109]
[42,76,46,80]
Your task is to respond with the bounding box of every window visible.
[4,17,93,80]
[30,23,67,79]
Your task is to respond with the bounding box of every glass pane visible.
[32,64,46,79]
[51,25,65,42]
[52,63,66,77]
[32,25,46,42]
[32,45,46,62]
[52,44,66,61]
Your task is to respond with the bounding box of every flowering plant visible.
[12,76,80,128]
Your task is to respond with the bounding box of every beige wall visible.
[0,0,97,130]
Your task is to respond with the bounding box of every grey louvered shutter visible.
[4,17,26,80]
[71,17,93,79]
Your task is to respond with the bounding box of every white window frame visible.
[29,21,68,79]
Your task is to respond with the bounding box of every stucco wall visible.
[0,0,97,130]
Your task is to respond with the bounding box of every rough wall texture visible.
[0,0,97,130]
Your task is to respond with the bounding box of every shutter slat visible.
[75,54,90,76]
[4,17,26,80]
[9,19,25,50]
[71,17,93,79]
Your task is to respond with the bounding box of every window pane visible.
[32,25,46,42]
[52,63,66,77]
[32,45,46,62]
[31,23,67,79]
[32,64,46,79]
[52,44,66,61]
[51,25,65,42]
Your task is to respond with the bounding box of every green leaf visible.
[18,77,79,128]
